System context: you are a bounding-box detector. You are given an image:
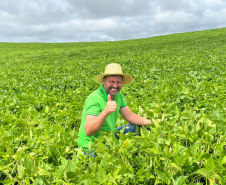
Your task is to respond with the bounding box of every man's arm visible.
[85,94,117,136]
[84,113,108,137]
[120,106,151,126]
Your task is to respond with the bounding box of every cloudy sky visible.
[0,0,226,43]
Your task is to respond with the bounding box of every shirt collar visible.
[99,85,108,101]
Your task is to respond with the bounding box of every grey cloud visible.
[66,0,158,18]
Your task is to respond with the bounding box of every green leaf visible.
[37,169,50,178]
[66,171,77,180]
[113,167,120,180]
[118,164,128,175]
[194,168,222,181]
[174,176,188,185]
[156,169,171,184]
[17,164,24,179]
[1,179,14,185]
[57,156,69,179]
[98,165,106,183]
[221,155,226,164]
[34,176,44,185]
[101,153,108,167]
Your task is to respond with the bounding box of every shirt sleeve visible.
[85,97,101,116]
[119,92,127,108]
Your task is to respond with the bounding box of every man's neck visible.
[111,95,115,100]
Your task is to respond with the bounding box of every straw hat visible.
[94,63,133,85]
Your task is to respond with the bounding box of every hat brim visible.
[94,73,133,85]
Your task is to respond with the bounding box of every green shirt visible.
[77,85,127,149]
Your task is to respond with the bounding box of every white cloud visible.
[201,8,226,26]
[0,0,225,42]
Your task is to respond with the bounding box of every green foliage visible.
[0,28,226,184]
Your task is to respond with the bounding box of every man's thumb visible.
[108,94,111,101]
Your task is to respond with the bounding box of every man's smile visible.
[110,87,119,93]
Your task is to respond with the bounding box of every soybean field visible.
[0,28,226,184]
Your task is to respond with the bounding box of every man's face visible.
[103,75,123,96]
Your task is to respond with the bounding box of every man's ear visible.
[102,76,107,83]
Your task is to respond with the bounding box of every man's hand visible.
[104,94,117,115]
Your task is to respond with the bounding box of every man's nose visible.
[112,83,118,88]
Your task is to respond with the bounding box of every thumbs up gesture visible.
[108,94,112,101]
[104,94,117,115]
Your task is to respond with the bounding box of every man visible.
[77,63,151,150]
